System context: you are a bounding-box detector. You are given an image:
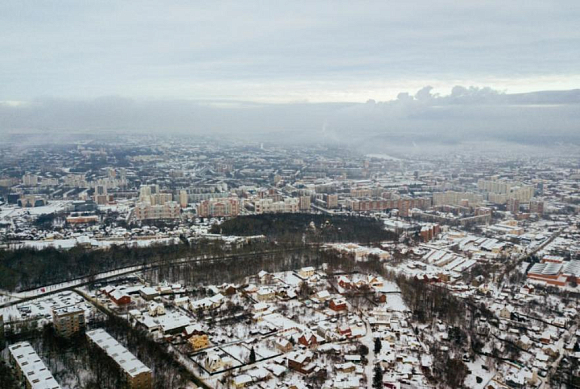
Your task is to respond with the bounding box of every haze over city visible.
[1,1,580,148]
[1,2,580,389]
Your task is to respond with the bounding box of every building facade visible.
[134,201,181,220]
[197,198,240,217]
[9,342,61,389]
[52,307,86,337]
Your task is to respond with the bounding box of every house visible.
[256,287,275,302]
[521,284,535,294]
[101,285,115,296]
[247,367,270,384]
[190,293,224,311]
[336,362,356,373]
[338,324,352,337]
[517,335,532,351]
[338,276,354,289]
[543,344,560,358]
[344,355,362,364]
[210,293,225,307]
[157,285,173,295]
[233,374,253,388]
[189,334,210,351]
[183,324,205,339]
[299,267,315,279]
[350,325,366,338]
[110,290,131,305]
[253,302,270,313]
[174,296,189,307]
[298,332,318,347]
[204,352,234,373]
[315,290,331,301]
[540,330,553,344]
[370,307,390,325]
[287,351,315,374]
[499,305,514,319]
[367,275,384,287]
[139,287,159,301]
[148,302,165,316]
[223,284,237,295]
[333,375,361,389]
[329,298,347,312]
[275,337,293,352]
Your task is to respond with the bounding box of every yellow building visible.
[52,306,86,338]
[188,334,210,350]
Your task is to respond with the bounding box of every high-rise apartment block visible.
[94,184,109,205]
[530,199,544,215]
[299,195,311,211]
[22,173,39,186]
[478,178,534,203]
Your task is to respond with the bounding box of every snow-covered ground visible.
[0,290,93,324]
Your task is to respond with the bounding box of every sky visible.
[1,1,579,145]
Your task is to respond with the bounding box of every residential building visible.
[134,201,180,220]
[507,198,520,214]
[52,306,86,337]
[94,184,108,205]
[530,199,544,215]
[188,334,210,350]
[433,191,483,207]
[22,173,39,186]
[299,195,311,211]
[254,198,299,214]
[197,198,240,217]
[86,329,152,389]
[179,189,188,208]
[8,341,61,389]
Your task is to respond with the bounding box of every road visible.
[360,317,376,389]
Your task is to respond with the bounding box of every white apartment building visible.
[22,173,38,186]
[8,342,61,389]
[433,191,483,207]
[478,178,534,203]
[134,201,181,220]
[254,197,299,214]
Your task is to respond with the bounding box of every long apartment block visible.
[85,329,152,389]
[8,341,61,389]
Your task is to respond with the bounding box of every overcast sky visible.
[1,1,579,144]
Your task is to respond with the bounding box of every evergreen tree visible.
[373,365,383,389]
[374,337,382,354]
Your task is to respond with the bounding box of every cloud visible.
[1,87,579,150]
[0,1,579,102]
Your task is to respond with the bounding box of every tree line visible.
[0,239,287,291]
[211,213,397,244]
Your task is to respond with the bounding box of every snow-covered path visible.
[361,316,376,389]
